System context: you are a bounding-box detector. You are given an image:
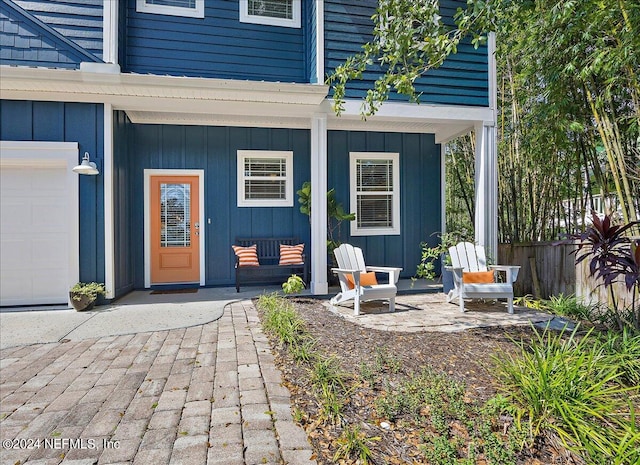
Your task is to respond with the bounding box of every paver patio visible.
[0,301,315,465]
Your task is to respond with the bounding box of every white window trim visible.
[239,0,301,28]
[350,152,401,236]
[136,0,204,18]
[237,150,294,207]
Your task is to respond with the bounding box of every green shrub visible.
[282,274,305,294]
[494,326,639,464]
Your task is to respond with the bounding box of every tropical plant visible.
[297,181,355,255]
[566,212,640,330]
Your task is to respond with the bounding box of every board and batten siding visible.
[10,0,103,60]
[0,99,105,285]
[123,0,308,82]
[115,116,312,288]
[113,110,134,298]
[324,0,489,106]
[328,130,442,278]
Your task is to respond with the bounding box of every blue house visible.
[0,0,498,306]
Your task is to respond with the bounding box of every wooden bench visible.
[234,237,309,293]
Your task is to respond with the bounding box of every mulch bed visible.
[258,297,570,465]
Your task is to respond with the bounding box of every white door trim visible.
[0,141,79,306]
[143,169,205,288]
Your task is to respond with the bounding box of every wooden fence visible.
[498,242,576,299]
[498,242,636,307]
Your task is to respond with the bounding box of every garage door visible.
[0,162,73,306]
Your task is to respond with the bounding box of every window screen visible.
[350,153,400,235]
[247,0,293,19]
[244,157,287,200]
[146,0,196,8]
[237,151,293,206]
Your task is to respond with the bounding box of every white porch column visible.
[310,113,328,294]
[474,31,498,260]
[103,103,115,299]
[474,122,498,260]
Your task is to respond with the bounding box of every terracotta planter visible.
[69,292,96,311]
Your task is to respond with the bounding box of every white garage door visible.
[0,142,78,307]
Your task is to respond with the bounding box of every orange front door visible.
[150,175,200,284]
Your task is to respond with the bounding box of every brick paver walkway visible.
[0,301,315,465]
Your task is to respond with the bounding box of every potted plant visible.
[69,282,106,311]
[415,232,469,294]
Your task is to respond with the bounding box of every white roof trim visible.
[0,66,491,140]
[324,100,493,143]
[0,66,328,107]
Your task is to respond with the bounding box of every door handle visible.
[194,222,200,229]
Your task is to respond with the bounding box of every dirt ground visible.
[261,297,566,465]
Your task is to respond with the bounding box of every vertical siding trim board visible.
[143,169,205,288]
[310,113,328,294]
[103,0,118,64]
[103,104,115,299]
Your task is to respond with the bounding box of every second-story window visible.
[137,0,205,18]
[240,0,301,28]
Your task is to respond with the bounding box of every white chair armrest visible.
[488,265,520,283]
[331,268,360,275]
[488,265,521,271]
[365,266,402,284]
[445,266,465,284]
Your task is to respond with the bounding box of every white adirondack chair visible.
[330,243,402,316]
[446,242,520,314]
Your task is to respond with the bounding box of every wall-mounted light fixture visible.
[72,152,99,175]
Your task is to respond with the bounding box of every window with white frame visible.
[350,152,400,236]
[239,0,301,28]
[136,0,204,18]
[237,151,294,207]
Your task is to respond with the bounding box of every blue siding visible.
[0,0,101,67]
[11,0,103,60]
[324,0,489,106]
[0,99,105,285]
[306,0,317,83]
[327,130,441,278]
[113,110,134,297]
[123,0,307,82]
[115,118,312,288]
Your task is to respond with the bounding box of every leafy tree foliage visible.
[329,0,640,241]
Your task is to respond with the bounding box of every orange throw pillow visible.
[232,244,259,267]
[279,244,304,265]
[346,271,378,290]
[462,270,495,284]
